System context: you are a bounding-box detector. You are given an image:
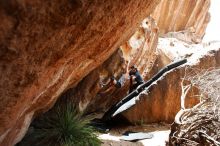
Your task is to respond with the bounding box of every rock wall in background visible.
[122,43,220,123]
[152,0,211,43]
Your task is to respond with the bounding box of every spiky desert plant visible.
[29,104,101,146]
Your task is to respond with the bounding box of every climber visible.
[99,62,129,94]
[129,65,144,93]
[111,74,126,88]
[108,64,144,93]
[100,64,144,94]
[111,63,128,88]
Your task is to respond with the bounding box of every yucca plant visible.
[20,104,101,146]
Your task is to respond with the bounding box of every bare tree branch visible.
[169,68,220,146]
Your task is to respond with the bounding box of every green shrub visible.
[25,104,101,146]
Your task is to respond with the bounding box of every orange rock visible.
[0,0,160,145]
[152,0,211,42]
[121,45,220,124]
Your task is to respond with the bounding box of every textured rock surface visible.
[121,41,220,124]
[120,16,159,74]
[0,0,160,145]
[67,16,159,115]
[0,0,214,145]
[39,0,214,124]
[152,0,211,43]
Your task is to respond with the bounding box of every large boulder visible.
[121,39,220,123]
[0,0,160,145]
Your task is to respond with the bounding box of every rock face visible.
[69,16,159,115]
[120,16,159,73]
[24,0,213,126]
[0,0,214,145]
[121,40,220,124]
[0,0,161,145]
[152,0,211,43]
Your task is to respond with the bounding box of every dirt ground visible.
[101,140,143,146]
[100,123,170,146]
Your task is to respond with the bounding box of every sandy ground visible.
[99,123,170,146]
[101,140,144,146]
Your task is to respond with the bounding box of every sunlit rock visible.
[152,0,211,43]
